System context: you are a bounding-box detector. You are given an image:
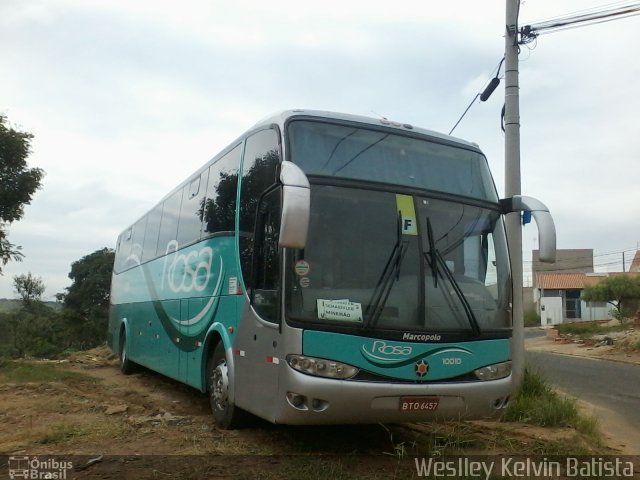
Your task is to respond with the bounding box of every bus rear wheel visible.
[207,343,247,429]
[119,330,137,375]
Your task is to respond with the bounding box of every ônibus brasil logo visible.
[8,456,73,479]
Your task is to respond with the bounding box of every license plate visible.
[399,396,440,412]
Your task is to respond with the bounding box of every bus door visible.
[234,186,283,420]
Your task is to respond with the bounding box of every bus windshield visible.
[287,120,498,202]
[286,185,512,334]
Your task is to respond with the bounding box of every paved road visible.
[525,350,640,452]
[524,327,546,340]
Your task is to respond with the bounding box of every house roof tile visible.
[535,273,598,289]
[536,271,640,290]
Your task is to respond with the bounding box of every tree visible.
[13,272,45,305]
[0,114,44,272]
[56,248,114,349]
[62,247,115,318]
[4,274,60,358]
[582,275,640,319]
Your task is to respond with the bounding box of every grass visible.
[0,360,97,384]
[502,369,600,441]
[36,422,90,445]
[0,420,92,452]
[273,457,352,480]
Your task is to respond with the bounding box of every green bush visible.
[523,309,541,327]
[503,369,599,438]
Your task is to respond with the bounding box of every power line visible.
[448,2,640,135]
[448,57,504,135]
[523,247,638,263]
[521,2,640,40]
[525,1,637,25]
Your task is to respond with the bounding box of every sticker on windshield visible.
[317,299,363,322]
[294,260,310,276]
[395,194,417,236]
[299,277,310,288]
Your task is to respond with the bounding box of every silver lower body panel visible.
[272,365,512,425]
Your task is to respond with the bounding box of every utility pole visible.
[505,0,524,388]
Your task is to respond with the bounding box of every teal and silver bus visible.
[108,110,555,428]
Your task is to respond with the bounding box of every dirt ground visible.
[526,329,640,367]
[0,346,635,479]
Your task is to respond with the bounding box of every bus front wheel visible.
[119,330,136,375]
[207,343,247,429]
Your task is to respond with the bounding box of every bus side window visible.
[142,205,162,262]
[239,129,280,320]
[203,145,241,235]
[177,172,207,246]
[157,188,183,255]
[114,230,132,273]
[127,216,146,269]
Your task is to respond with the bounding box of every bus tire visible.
[119,330,136,375]
[207,342,247,429]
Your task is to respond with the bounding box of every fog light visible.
[286,392,307,409]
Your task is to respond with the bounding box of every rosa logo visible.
[162,242,214,293]
[361,341,413,364]
[158,241,225,327]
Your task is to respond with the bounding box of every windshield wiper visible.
[364,210,409,330]
[424,217,481,337]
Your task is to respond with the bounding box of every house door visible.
[565,290,582,320]
[541,297,563,325]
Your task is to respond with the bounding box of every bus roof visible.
[250,109,482,152]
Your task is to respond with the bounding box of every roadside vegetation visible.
[502,368,600,450]
[556,321,627,338]
[582,275,640,321]
[0,248,114,360]
[554,319,640,353]
[524,308,541,327]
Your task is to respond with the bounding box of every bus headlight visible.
[474,361,512,381]
[286,355,359,379]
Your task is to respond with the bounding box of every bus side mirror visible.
[499,195,557,263]
[279,161,310,249]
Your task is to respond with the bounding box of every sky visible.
[1,0,639,299]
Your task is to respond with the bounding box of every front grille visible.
[350,369,478,384]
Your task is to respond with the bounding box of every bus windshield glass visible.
[287,120,498,202]
[286,185,511,334]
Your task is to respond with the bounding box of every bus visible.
[108,110,556,428]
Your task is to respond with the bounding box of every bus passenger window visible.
[203,145,241,235]
[114,230,132,273]
[142,205,162,262]
[177,173,206,247]
[157,189,183,255]
[125,216,146,269]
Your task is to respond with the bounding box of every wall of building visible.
[581,301,612,321]
[532,249,594,275]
